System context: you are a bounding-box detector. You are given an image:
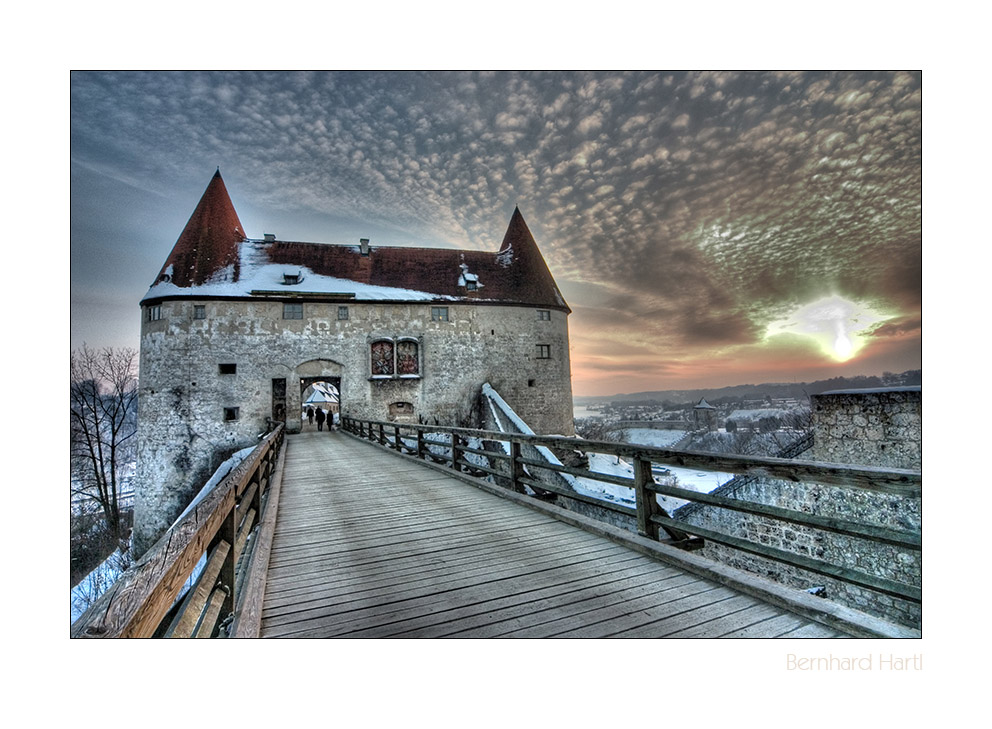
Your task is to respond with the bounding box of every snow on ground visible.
[622,427,687,448]
[611,427,735,497]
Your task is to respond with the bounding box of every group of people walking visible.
[306,406,339,431]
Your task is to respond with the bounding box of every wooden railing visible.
[342,417,922,606]
[70,423,285,639]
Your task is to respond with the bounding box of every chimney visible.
[360,238,370,256]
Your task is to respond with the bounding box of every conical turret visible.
[495,206,569,311]
[154,170,246,287]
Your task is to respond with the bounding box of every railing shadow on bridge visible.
[71,423,286,639]
[343,417,921,632]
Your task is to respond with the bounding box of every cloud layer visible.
[70,71,922,394]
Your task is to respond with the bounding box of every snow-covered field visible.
[622,427,687,448]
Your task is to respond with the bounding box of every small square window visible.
[528,379,536,387]
[537,310,551,321]
[223,407,240,421]
[193,305,206,320]
[219,363,237,375]
[338,306,349,320]
[146,304,162,322]
[431,307,449,322]
[536,345,551,359]
[283,302,303,319]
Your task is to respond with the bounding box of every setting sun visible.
[766,295,892,362]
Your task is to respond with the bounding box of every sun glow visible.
[765,295,891,362]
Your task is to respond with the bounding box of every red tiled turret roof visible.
[154,169,246,287]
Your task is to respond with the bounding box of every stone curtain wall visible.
[674,387,923,628]
[677,477,921,627]
[134,299,573,553]
[811,387,921,470]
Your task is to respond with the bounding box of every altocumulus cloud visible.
[71,70,921,393]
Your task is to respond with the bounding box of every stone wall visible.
[810,387,921,469]
[676,477,922,627]
[673,387,923,628]
[134,298,573,553]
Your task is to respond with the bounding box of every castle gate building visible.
[134,171,574,553]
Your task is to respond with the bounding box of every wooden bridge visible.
[71,421,921,639]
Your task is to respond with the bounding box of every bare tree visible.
[70,346,138,545]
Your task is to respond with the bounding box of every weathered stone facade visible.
[811,387,921,470]
[674,387,923,628]
[134,172,574,554]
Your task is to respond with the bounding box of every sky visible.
[70,70,921,396]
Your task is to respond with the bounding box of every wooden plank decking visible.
[260,431,850,638]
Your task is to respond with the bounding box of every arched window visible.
[370,340,395,377]
[397,339,420,376]
[369,337,421,379]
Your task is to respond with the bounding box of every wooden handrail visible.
[70,424,285,639]
[341,416,922,606]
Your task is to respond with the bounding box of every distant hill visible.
[574,370,921,407]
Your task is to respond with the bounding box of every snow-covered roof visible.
[144,174,569,312]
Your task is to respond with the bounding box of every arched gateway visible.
[133,170,574,555]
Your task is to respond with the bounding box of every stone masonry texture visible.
[134,298,573,554]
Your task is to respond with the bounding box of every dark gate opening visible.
[300,376,342,430]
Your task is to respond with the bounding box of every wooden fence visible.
[342,417,922,606]
[70,423,285,639]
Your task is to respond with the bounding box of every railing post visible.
[634,457,660,540]
[510,439,525,493]
[378,423,385,446]
[215,506,238,632]
[416,428,425,459]
[394,425,401,452]
[452,433,462,472]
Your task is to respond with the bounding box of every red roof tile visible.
[156,170,246,287]
[150,174,569,312]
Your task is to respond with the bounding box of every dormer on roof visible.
[153,169,247,288]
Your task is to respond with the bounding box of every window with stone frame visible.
[370,339,395,376]
[396,339,420,376]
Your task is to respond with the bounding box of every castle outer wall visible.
[674,387,922,628]
[134,297,573,553]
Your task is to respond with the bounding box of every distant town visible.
[573,369,921,457]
